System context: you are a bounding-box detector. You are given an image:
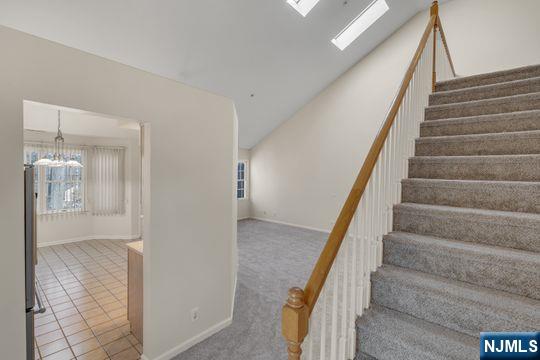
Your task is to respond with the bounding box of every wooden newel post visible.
[282,287,309,360]
[431,1,439,92]
[430,1,438,16]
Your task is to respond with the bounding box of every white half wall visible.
[250,0,540,231]
[0,25,236,360]
[237,148,251,220]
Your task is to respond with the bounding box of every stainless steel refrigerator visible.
[24,165,45,360]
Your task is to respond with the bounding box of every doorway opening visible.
[23,100,146,360]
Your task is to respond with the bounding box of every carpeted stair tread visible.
[430,76,540,106]
[401,178,540,213]
[415,130,540,156]
[420,110,540,137]
[408,154,540,181]
[425,92,540,121]
[393,202,540,252]
[436,64,540,92]
[371,265,540,337]
[383,231,540,299]
[356,304,478,360]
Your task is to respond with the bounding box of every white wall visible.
[24,130,141,246]
[250,0,540,232]
[442,0,540,76]
[237,148,251,220]
[0,25,236,360]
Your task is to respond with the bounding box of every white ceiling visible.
[1,0,438,148]
[24,101,140,139]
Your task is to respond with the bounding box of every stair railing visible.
[281,2,456,359]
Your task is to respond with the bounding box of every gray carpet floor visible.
[173,219,327,360]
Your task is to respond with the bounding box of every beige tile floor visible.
[34,239,142,360]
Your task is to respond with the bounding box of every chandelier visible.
[34,110,83,168]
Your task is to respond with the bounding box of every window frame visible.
[43,164,86,214]
[24,144,87,215]
[237,160,249,200]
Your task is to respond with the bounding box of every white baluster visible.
[330,260,339,360]
[357,198,365,315]
[387,125,395,230]
[373,160,380,270]
[417,53,424,127]
[410,80,416,158]
[382,141,389,236]
[402,92,409,183]
[386,141,392,235]
[320,286,327,360]
[349,211,358,358]
[339,232,349,360]
[396,107,404,202]
[372,176,377,273]
[362,195,370,309]
[366,180,373,272]
[410,77,417,156]
[306,333,313,360]
[405,87,412,179]
[376,152,384,267]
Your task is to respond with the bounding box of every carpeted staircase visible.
[356,64,540,360]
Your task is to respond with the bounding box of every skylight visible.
[287,0,321,17]
[331,0,389,50]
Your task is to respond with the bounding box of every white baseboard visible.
[140,317,233,360]
[37,234,141,247]
[251,217,330,234]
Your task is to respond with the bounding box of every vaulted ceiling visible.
[0,0,441,148]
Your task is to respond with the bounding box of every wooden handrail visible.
[282,2,444,359]
[303,12,437,315]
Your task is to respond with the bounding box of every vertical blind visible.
[92,147,126,216]
[24,143,126,216]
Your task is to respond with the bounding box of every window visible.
[24,144,125,216]
[331,0,389,50]
[237,161,248,199]
[287,0,321,17]
[25,144,86,214]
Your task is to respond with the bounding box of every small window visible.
[237,161,248,199]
